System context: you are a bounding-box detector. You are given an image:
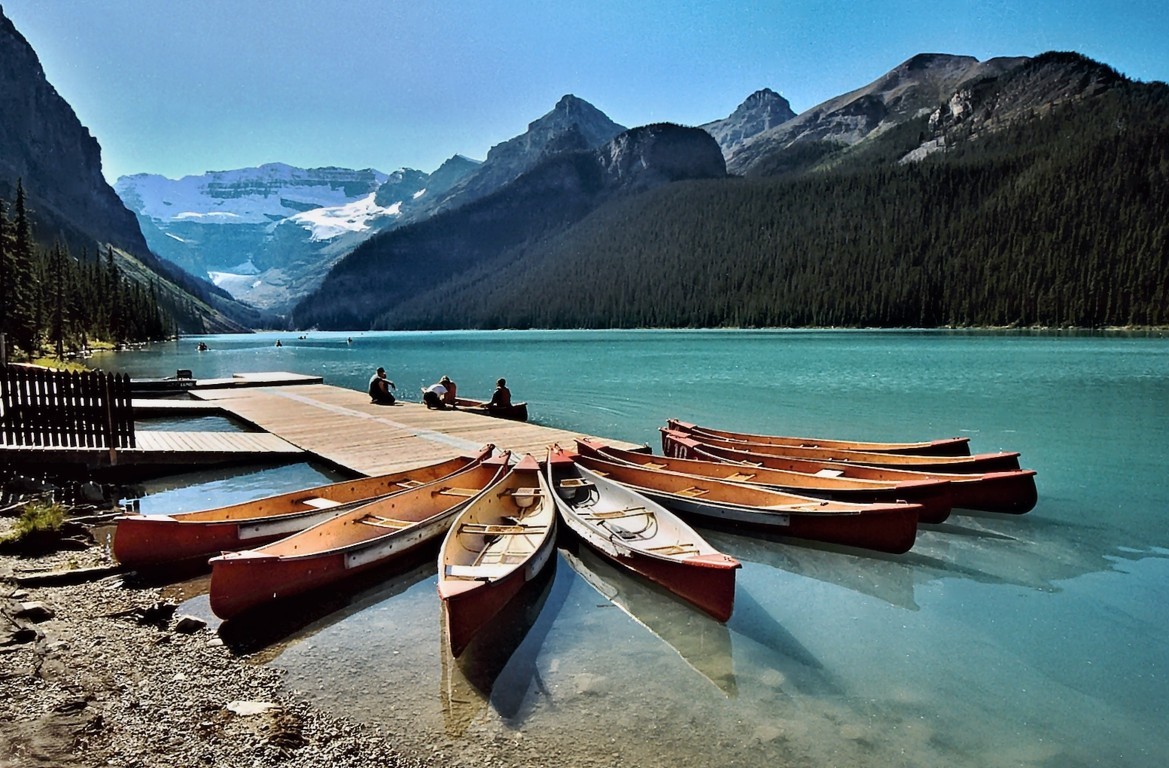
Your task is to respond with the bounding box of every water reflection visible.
[559,541,738,696]
[440,555,568,736]
[214,548,437,660]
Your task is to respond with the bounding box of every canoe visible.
[676,435,1037,514]
[662,428,1020,474]
[208,453,509,620]
[575,437,953,524]
[572,453,921,555]
[113,446,495,568]
[453,397,529,422]
[438,455,558,656]
[547,447,740,622]
[667,418,971,456]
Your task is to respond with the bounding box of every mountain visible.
[115,95,622,314]
[0,11,148,256]
[298,53,1169,331]
[725,53,1028,174]
[292,123,726,329]
[700,88,797,158]
[395,94,627,224]
[0,8,258,334]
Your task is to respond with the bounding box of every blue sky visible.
[4,1,1167,182]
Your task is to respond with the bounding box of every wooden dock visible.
[3,371,638,478]
[192,382,639,476]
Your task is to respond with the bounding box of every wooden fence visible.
[0,366,136,451]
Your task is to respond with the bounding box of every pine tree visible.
[9,181,40,357]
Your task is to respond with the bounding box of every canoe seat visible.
[445,563,513,580]
[298,496,343,510]
[724,472,757,482]
[815,469,844,478]
[559,478,593,489]
[460,523,547,536]
[677,486,710,498]
[641,461,666,470]
[393,479,425,489]
[433,486,479,498]
[360,515,412,529]
[647,543,699,555]
[586,506,647,520]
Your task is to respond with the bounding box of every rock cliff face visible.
[600,123,726,191]
[0,10,148,254]
[726,53,1029,174]
[414,94,626,218]
[701,88,796,158]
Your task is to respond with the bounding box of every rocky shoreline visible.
[0,496,439,768]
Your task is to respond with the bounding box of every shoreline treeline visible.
[1,180,172,362]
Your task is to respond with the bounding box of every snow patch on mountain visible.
[288,192,401,241]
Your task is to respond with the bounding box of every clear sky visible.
[4,1,1167,183]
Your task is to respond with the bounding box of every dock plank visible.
[192,383,638,476]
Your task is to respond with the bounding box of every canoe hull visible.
[667,419,972,456]
[438,458,557,656]
[114,509,339,569]
[575,455,919,555]
[549,453,739,622]
[681,438,1038,514]
[578,438,953,525]
[663,428,1020,474]
[113,448,494,568]
[209,509,462,620]
[453,398,528,422]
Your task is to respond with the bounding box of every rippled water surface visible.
[106,330,1169,767]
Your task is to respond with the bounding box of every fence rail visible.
[0,366,136,450]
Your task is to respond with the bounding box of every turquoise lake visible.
[98,329,1169,767]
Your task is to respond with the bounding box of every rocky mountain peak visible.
[702,88,797,158]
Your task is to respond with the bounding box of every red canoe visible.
[208,454,509,620]
[572,453,921,555]
[662,427,1020,474]
[438,455,558,657]
[669,433,1037,514]
[575,437,953,524]
[113,446,495,568]
[666,418,971,456]
[547,447,740,622]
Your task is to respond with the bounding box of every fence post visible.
[103,373,118,465]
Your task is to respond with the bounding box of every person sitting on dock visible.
[422,379,451,409]
[439,375,457,406]
[486,378,511,411]
[369,367,396,405]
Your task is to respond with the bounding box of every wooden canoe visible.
[575,437,953,524]
[677,436,1038,514]
[208,453,509,620]
[547,447,740,622]
[453,397,529,422]
[113,446,496,568]
[438,455,558,657]
[572,454,921,555]
[667,418,971,456]
[661,428,1020,474]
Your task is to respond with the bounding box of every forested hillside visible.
[314,56,1167,330]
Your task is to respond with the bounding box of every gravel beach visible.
[0,505,441,768]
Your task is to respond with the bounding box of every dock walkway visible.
[193,383,638,476]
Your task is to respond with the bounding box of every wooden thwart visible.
[460,523,547,536]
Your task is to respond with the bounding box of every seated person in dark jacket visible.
[368,367,396,404]
[487,378,511,411]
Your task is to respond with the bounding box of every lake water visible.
[101,329,1169,767]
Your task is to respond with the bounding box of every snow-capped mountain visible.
[115,163,452,312]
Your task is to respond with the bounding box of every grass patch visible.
[3,500,67,543]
